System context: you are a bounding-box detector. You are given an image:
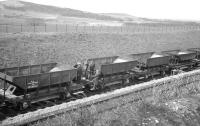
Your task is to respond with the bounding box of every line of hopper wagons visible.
[0,48,200,110]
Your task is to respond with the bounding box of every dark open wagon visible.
[0,63,77,110]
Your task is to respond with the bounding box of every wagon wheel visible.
[59,93,67,100]
[75,92,87,99]
[121,79,125,85]
[0,112,6,120]
[145,74,149,79]
[83,83,91,92]
[17,101,29,110]
[60,86,70,100]
[0,97,4,105]
[123,77,131,85]
[98,79,105,91]
[129,76,135,84]
[161,70,166,77]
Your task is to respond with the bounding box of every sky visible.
[1,0,200,21]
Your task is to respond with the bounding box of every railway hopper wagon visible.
[118,52,171,79]
[188,48,200,59]
[0,63,77,110]
[162,50,197,73]
[98,60,138,89]
[188,48,200,67]
[80,56,139,90]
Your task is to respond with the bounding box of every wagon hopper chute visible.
[81,55,138,90]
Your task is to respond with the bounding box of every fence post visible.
[6,24,8,33]
[84,25,86,33]
[56,24,58,32]
[100,25,102,33]
[33,23,36,32]
[21,24,22,32]
[45,24,46,32]
[92,25,94,33]
[76,24,78,32]
[3,74,6,101]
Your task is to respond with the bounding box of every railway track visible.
[0,94,86,121]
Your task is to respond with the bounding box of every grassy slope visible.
[0,31,200,68]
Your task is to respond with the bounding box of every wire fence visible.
[0,23,200,34]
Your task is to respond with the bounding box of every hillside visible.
[0,0,125,25]
[1,0,199,26]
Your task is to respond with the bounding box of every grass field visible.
[0,30,200,68]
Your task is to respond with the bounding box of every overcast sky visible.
[1,0,200,21]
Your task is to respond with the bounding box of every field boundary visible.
[1,23,200,34]
[1,69,200,126]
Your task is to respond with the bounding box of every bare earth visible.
[0,31,200,68]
